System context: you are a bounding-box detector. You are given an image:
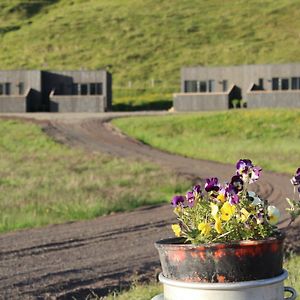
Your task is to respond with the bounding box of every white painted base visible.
[153,270,297,300]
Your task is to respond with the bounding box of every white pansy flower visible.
[267,206,280,225]
[248,191,256,197]
[248,191,263,206]
[252,196,263,206]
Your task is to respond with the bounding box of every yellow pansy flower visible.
[171,224,181,237]
[173,206,182,216]
[240,208,250,222]
[217,192,226,203]
[198,222,211,236]
[220,202,236,221]
[214,217,223,234]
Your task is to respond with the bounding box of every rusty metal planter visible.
[155,236,284,283]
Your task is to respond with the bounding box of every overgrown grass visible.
[112,93,172,111]
[1,0,300,106]
[0,119,189,233]
[98,254,300,299]
[104,282,162,300]
[113,109,300,174]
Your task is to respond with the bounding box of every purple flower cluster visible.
[171,159,265,209]
[236,159,262,184]
[291,168,300,193]
[171,184,202,208]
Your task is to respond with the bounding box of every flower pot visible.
[155,236,284,283]
[152,270,297,300]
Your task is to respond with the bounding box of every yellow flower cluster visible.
[171,224,181,237]
[208,202,236,235]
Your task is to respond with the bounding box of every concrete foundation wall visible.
[0,96,26,112]
[174,93,229,111]
[247,91,300,108]
[50,95,105,112]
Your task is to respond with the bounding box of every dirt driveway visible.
[0,112,299,299]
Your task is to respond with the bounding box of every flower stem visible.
[211,230,234,242]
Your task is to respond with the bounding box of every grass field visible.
[1,0,300,107]
[0,119,188,233]
[113,109,300,174]
[102,254,300,299]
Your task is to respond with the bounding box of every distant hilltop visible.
[0,0,300,89]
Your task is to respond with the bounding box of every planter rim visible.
[155,235,284,250]
[159,269,288,289]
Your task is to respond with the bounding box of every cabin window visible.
[272,78,279,90]
[18,82,24,95]
[281,78,289,90]
[90,83,96,95]
[90,83,103,95]
[208,80,215,92]
[184,80,197,93]
[5,83,11,95]
[95,83,102,95]
[291,77,300,90]
[199,81,207,92]
[222,80,228,92]
[80,84,88,95]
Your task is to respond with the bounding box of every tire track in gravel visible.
[0,113,299,299]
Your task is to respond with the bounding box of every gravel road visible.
[0,112,299,300]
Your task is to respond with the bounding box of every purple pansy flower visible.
[290,167,300,193]
[236,159,253,175]
[205,177,220,193]
[230,175,244,193]
[186,191,195,207]
[236,159,262,184]
[229,193,239,205]
[185,185,202,207]
[226,183,240,205]
[291,168,300,186]
[193,184,202,194]
[249,166,262,183]
[171,195,185,207]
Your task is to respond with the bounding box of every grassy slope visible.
[0,119,188,232]
[113,109,300,174]
[0,0,300,93]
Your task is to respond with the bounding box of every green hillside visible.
[1,0,300,105]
